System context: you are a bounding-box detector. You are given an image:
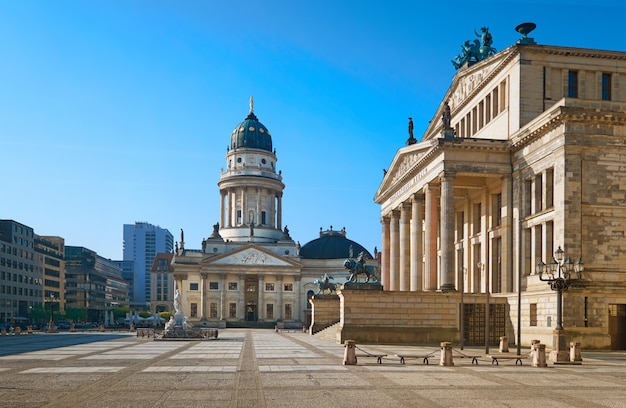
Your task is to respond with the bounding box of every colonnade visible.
[219,187,282,230]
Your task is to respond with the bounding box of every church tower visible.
[217,98,286,242]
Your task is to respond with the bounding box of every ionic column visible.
[381,216,391,290]
[389,210,400,291]
[410,193,424,291]
[241,188,246,225]
[219,273,226,320]
[238,274,245,320]
[257,274,265,321]
[424,183,439,291]
[200,272,208,319]
[276,275,283,320]
[399,203,410,291]
[229,189,235,228]
[440,172,456,291]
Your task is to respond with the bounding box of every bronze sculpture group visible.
[452,27,497,70]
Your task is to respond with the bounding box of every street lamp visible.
[536,246,584,362]
[47,294,58,333]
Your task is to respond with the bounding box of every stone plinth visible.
[549,329,570,363]
[343,340,357,365]
[570,342,583,362]
[440,342,454,366]
[532,344,548,367]
[309,294,340,334]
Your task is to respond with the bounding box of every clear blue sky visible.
[2,1,625,260]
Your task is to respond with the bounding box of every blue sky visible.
[2,1,625,260]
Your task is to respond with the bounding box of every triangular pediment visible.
[203,244,300,267]
[374,140,436,203]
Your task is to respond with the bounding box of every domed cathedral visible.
[219,97,286,243]
[164,98,377,329]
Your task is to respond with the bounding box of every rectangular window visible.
[237,210,242,224]
[492,193,502,228]
[210,303,217,318]
[602,73,611,101]
[266,303,274,319]
[492,87,499,117]
[524,179,533,217]
[209,281,219,290]
[190,303,198,317]
[261,211,266,225]
[568,70,578,98]
[545,168,554,208]
[189,282,199,291]
[285,304,292,319]
[284,283,293,291]
[228,282,238,291]
[265,282,274,291]
[229,303,237,318]
[473,203,482,234]
[529,303,538,326]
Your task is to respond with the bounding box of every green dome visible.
[231,111,273,152]
[300,228,372,260]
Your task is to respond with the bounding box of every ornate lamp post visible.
[46,294,58,333]
[536,246,584,362]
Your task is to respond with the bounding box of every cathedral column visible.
[238,274,245,320]
[219,273,226,320]
[424,183,439,291]
[277,193,283,230]
[256,188,262,226]
[295,276,302,322]
[200,272,208,319]
[241,188,246,225]
[381,216,390,290]
[389,210,400,291]
[440,171,456,291]
[229,189,235,228]
[276,275,283,320]
[220,192,225,228]
[410,193,424,291]
[399,203,410,291]
[257,274,265,321]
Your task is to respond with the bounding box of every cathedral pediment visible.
[203,244,300,267]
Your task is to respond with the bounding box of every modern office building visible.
[122,222,173,309]
[65,246,129,322]
[0,220,43,323]
[374,25,626,350]
[34,235,66,313]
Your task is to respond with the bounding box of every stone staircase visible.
[312,321,341,343]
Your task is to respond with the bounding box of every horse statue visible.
[344,252,379,283]
[313,273,337,294]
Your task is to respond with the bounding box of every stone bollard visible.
[0,328,5,336]
[129,324,135,332]
[343,340,357,365]
[499,336,509,353]
[302,326,307,333]
[27,325,33,334]
[439,342,454,366]
[532,343,548,367]
[274,325,278,332]
[570,342,582,362]
[70,325,75,332]
[100,324,105,332]
[530,339,541,360]
[15,327,21,335]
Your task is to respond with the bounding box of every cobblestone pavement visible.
[1,329,626,407]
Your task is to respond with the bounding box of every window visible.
[261,211,266,225]
[602,73,612,101]
[473,203,482,234]
[266,303,274,319]
[189,282,199,291]
[229,303,237,318]
[209,281,218,290]
[492,193,502,228]
[529,303,537,326]
[535,173,543,212]
[190,303,198,317]
[210,303,217,318]
[285,304,292,319]
[247,284,256,292]
[568,70,578,98]
[545,168,554,208]
[228,282,238,291]
[284,283,293,291]
[237,210,242,225]
[524,179,533,217]
[265,282,274,291]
